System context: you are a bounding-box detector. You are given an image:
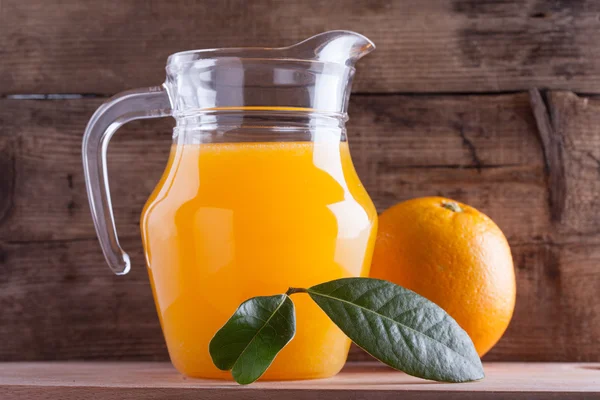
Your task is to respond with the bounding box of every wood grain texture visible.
[546,91,600,236]
[1,92,600,362]
[0,362,599,400]
[0,238,167,361]
[3,0,600,94]
[529,89,567,222]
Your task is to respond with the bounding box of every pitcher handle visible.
[82,85,172,275]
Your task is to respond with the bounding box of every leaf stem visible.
[285,287,308,296]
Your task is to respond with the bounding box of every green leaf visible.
[209,294,296,384]
[307,277,484,382]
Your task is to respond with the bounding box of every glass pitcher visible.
[82,31,378,380]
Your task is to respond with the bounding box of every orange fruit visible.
[369,196,516,357]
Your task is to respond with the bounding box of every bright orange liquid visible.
[141,140,377,380]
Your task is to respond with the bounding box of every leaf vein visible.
[309,290,480,368]
[232,296,288,373]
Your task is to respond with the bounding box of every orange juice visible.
[141,140,377,380]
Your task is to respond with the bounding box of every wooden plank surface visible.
[0,93,548,243]
[0,362,598,399]
[3,0,600,94]
[1,92,600,363]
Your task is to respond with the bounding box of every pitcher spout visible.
[285,30,375,67]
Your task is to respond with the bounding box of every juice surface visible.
[141,140,377,380]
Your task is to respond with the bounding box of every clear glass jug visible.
[83,31,378,380]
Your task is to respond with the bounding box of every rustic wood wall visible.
[1,0,599,362]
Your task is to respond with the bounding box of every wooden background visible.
[1,0,600,362]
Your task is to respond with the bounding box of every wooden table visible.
[0,362,598,399]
